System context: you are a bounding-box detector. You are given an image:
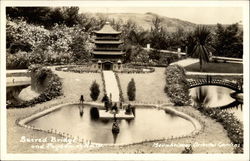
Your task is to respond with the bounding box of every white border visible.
[1,1,249,161]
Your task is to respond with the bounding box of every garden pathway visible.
[171,58,199,67]
[102,71,120,102]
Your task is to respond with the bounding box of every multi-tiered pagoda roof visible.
[92,22,124,58]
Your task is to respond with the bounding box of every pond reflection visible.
[28,105,194,144]
[190,85,243,122]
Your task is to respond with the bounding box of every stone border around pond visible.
[17,102,203,147]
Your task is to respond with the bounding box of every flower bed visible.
[55,65,100,73]
[101,71,107,95]
[115,65,155,74]
[198,107,243,153]
[114,73,125,102]
[7,67,63,108]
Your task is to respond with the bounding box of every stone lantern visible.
[98,60,102,69]
[117,59,122,70]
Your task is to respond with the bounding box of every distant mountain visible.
[90,12,197,32]
[86,12,242,33]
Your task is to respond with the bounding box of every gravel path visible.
[103,71,120,102]
[171,58,199,67]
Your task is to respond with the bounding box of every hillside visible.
[91,12,197,32]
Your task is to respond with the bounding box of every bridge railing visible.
[188,77,242,92]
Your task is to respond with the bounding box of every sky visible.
[79,7,242,24]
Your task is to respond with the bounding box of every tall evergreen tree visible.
[90,81,100,101]
[127,78,136,101]
[214,23,243,58]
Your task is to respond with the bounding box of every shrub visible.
[127,78,136,101]
[198,107,243,153]
[90,80,100,101]
[181,145,193,154]
[6,51,30,69]
[29,65,53,92]
[165,65,190,105]
[6,18,94,68]
[148,49,161,61]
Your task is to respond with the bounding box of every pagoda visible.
[92,22,124,70]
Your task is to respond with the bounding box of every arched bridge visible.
[7,81,31,100]
[188,78,243,93]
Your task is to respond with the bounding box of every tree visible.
[184,31,196,57]
[70,31,92,61]
[127,30,149,46]
[168,27,186,51]
[149,16,169,50]
[6,7,80,28]
[90,81,100,101]
[191,25,211,72]
[6,7,52,27]
[214,23,243,58]
[6,18,50,54]
[121,19,139,44]
[127,78,136,101]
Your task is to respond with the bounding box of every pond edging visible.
[17,102,203,147]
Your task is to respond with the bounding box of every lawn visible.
[185,62,243,73]
[54,70,104,102]
[118,67,170,104]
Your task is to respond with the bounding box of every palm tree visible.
[191,26,211,72]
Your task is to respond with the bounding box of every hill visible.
[90,12,197,32]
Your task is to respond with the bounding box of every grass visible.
[54,70,104,102]
[118,67,170,104]
[185,62,243,73]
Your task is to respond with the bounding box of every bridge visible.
[7,81,31,100]
[7,81,31,87]
[188,77,243,93]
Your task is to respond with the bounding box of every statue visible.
[102,94,110,111]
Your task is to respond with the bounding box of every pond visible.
[190,85,243,122]
[27,105,194,144]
